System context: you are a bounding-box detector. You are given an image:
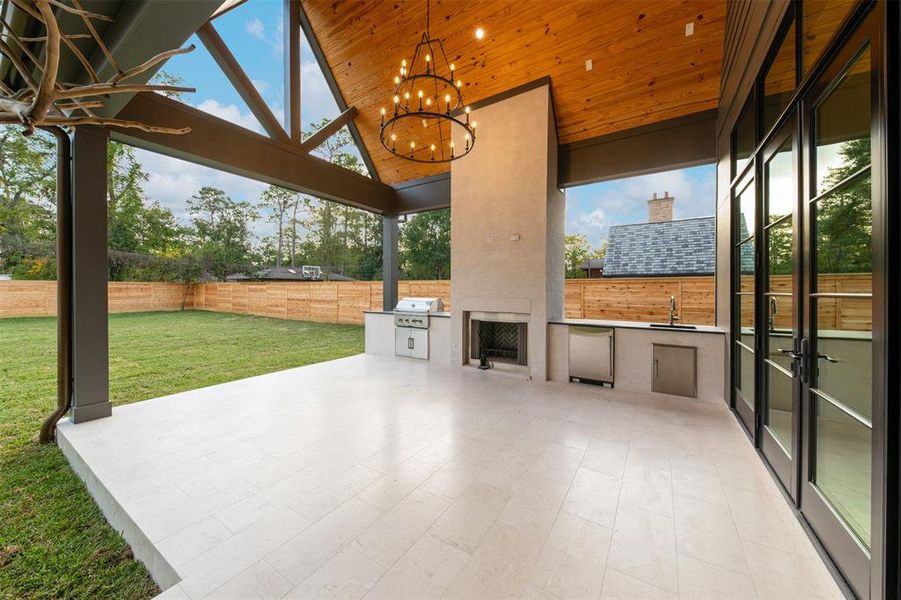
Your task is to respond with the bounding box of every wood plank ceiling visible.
[304,0,726,185]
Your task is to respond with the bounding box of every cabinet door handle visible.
[654,359,659,377]
[408,337,414,349]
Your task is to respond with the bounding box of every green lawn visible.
[0,311,364,599]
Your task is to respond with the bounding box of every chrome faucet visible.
[669,295,680,326]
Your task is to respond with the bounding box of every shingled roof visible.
[602,216,716,277]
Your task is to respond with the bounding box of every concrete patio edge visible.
[57,419,181,592]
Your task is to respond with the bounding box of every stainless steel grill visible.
[393,297,444,329]
[393,297,443,360]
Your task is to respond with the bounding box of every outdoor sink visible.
[649,323,698,330]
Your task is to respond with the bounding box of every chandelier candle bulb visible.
[450,140,455,158]
[380,107,386,125]
[394,75,400,85]
[430,144,435,160]
[444,94,451,113]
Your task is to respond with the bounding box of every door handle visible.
[654,359,659,377]
[408,337,413,349]
[777,348,803,360]
[817,353,839,363]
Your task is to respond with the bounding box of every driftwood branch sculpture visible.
[0,0,196,135]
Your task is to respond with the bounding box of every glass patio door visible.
[760,119,799,495]
[799,16,877,598]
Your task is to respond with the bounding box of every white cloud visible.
[133,148,273,241]
[194,99,262,134]
[579,207,607,230]
[300,60,340,127]
[246,18,265,40]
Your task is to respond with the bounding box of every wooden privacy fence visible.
[191,280,450,324]
[565,277,715,325]
[0,275,872,328]
[0,281,192,318]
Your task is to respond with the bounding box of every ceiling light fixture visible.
[379,0,476,163]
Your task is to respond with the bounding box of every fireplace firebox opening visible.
[470,320,527,366]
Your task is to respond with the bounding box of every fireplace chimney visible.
[648,191,674,222]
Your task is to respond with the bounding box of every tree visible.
[564,234,592,278]
[186,186,258,280]
[259,186,299,267]
[0,126,56,277]
[815,138,871,274]
[300,119,378,279]
[400,209,450,279]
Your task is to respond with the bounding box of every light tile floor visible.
[59,354,843,600]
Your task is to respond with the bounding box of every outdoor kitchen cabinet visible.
[652,344,696,398]
[395,327,428,360]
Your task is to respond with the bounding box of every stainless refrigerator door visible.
[568,326,614,382]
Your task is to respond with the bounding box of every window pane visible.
[767,364,793,452]
[815,396,871,547]
[815,173,872,294]
[803,0,858,74]
[766,296,793,361]
[766,139,794,224]
[737,293,755,342]
[762,19,796,133]
[815,297,871,420]
[738,236,755,293]
[735,342,755,408]
[768,218,793,281]
[815,46,871,194]
[734,97,755,177]
[737,180,756,238]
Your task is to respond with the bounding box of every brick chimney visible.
[648,191,674,222]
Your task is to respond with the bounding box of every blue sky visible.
[133,0,716,247]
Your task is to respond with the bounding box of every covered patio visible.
[2,0,898,597]
[59,354,840,599]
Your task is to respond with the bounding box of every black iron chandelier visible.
[378,0,476,163]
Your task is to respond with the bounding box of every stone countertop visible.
[549,318,725,335]
[364,310,451,318]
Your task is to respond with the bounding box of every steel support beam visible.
[558,109,718,188]
[299,107,358,153]
[198,22,290,144]
[284,0,302,142]
[297,2,380,181]
[113,93,396,213]
[392,173,450,214]
[382,215,399,310]
[69,126,111,423]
